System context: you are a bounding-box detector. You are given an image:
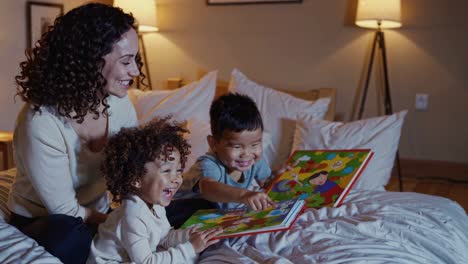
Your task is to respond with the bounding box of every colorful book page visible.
[181,199,305,239]
[267,149,373,208]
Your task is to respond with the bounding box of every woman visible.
[7,3,142,263]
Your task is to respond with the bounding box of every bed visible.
[0,168,61,263]
[0,68,467,264]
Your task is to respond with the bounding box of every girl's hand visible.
[240,191,275,211]
[189,227,223,253]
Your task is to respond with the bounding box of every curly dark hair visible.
[210,92,264,140]
[15,3,145,123]
[102,117,191,203]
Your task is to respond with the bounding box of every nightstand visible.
[0,131,14,171]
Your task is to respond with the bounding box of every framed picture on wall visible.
[27,1,64,48]
[207,0,302,5]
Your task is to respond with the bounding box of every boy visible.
[187,93,276,211]
[87,117,222,264]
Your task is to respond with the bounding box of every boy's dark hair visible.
[102,117,191,203]
[210,92,263,140]
[308,170,329,181]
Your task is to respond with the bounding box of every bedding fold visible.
[199,190,468,264]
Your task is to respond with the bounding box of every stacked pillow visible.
[130,69,331,172]
[129,71,217,171]
[292,110,408,190]
[129,68,407,191]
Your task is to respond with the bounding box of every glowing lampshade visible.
[113,0,159,32]
[355,0,402,29]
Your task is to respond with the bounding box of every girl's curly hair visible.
[102,117,191,203]
[15,3,145,123]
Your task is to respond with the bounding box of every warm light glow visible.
[113,0,159,32]
[355,0,402,29]
[0,131,13,141]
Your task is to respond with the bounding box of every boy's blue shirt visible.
[183,152,271,210]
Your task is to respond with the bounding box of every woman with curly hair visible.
[7,3,142,263]
[88,117,222,263]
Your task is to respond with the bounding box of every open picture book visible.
[180,198,305,239]
[266,149,374,208]
[180,149,372,239]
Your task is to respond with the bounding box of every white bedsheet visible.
[1,167,467,264]
[199,190,468,264]
[0,168,61,263]
[0,219,61,264]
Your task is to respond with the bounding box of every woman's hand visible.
[188,226,223,253]
[84,208,108,225]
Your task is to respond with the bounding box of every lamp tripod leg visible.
[378,31,403,192]
[357,31,379,120]
[378,31,393,115]
[358,30,404,191]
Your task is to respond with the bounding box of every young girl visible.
[87,117,222,263]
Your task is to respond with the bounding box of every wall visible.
[142,0,468,164]
[0,0,467,165]
[0,0,30,132]
[0,0,110,131]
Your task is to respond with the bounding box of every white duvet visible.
[0,168,61,263]
[0,219,60,264]
[199,190,468,264]
[0,190,467,263]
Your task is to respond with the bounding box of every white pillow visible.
[186,120,211,172]
[292,110,408,190]
[128,71,217,171]
[129,71,217,124]
[228,68,330,168]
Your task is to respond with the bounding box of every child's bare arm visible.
[199,178,274,211]
[199,178,249,203]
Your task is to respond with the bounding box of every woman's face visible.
[101,28,140,98]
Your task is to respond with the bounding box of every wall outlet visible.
[415,93,429,110]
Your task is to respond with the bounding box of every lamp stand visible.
[137,33,152,90]
[357,29,403,192]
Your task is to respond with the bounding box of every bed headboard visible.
[167,69,336,121]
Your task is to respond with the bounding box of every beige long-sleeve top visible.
[8,95,138,219]
[87,195,196,264]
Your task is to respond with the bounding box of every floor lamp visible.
[113,0,159,90]
[355,0,404,191]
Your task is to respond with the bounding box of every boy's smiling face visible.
[208,128,263,174]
